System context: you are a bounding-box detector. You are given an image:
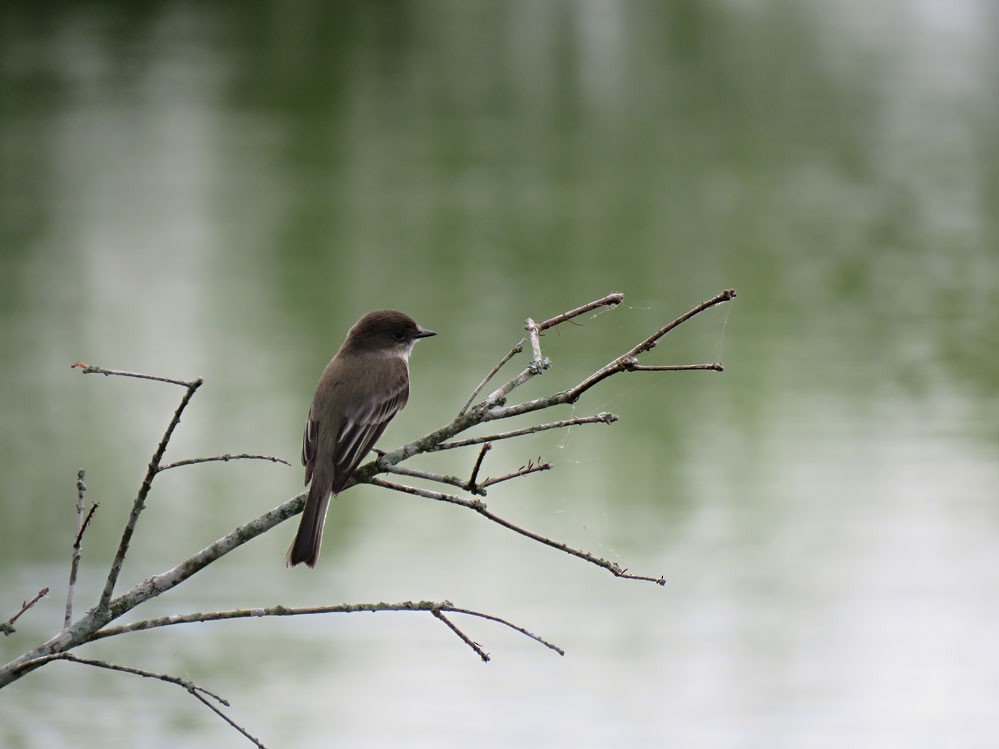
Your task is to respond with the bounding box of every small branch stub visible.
[2,588,49,636]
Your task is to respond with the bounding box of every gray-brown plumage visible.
[287,310,435,568]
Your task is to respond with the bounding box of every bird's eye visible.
[393,331,407,342]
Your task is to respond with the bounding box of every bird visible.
[286,309,436,567]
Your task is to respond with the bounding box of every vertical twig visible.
[466,443,492,490]
[65,469,86,627]
[97,377,203,613]
[524,318,547,373]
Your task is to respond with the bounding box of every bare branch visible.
[65,470,85,627]
[74,503,100,548]
[47,654,266,748]
[624,362,724,372]
[456,290,734,427]
[524,318,549,374]
[536,292,624,331]
[629,289,736,356]
[432,608,490,662]
[458,340,525,416]
[97,374,204,612]
[467,443,492,490]
[562,288,736,403]
[66,469,99,627]
[380,463,484,494]
[433,413,618,452]
[2,588,49,636]
[368,478,666,585]
[73,468,86,536]
[90,600,562,661]
[160,453,291,471]
[445,606,564,655]
[71,362,200,389]
[481,459,552,489]
[369,478,485,510]
[380,443,546,496]
[381,445,550,494]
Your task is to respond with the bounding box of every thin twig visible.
[382,444,550,494]
[433,608,490,662]
[445,606,564,655]
[369,478,666,586]
[459,340,525,416]
[482,460,552,489]
[536,292,624,331]
[74,469,86,535]
[1,588,49,636]
[160,454,291,471]
[75,503,100,548]
[65,470,85,627]
[47,654,266,748]
[380,464,484,494]
[563,289,736,403]
[467,443,492,490]
[625,362,724,372]
[629,290,736,356]
[433,413,618,451]
[66,470,99,627]
[72,363,199,389]
[90,600,563,660]
[97,375,204,612]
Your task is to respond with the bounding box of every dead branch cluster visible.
[2,289,735,746]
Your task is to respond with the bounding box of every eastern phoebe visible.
[287,310,436,568]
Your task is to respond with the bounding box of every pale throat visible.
[377,341,416,363]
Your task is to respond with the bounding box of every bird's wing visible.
[302,403,319,485]
[331,366,410,493]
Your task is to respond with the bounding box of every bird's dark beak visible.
[415,327,436,339]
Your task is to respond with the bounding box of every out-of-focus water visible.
[1,2,996,747]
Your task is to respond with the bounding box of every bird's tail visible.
[286,477,333,568]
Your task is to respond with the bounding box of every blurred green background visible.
[1,1,997,747]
